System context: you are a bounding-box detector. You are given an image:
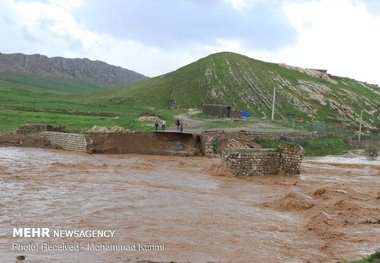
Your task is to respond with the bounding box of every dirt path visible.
[165,114,205,132]
[170,113,301,134]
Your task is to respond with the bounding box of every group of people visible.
[154,118,183,132]
[155,119,166,131]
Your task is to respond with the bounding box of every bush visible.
[346,249,380,263]
[211,138,220,154]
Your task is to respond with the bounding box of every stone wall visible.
[41,132,87,152]
[222,143,303,176]
[222,148,281,176]
[278,143,304,175]
[202,104,240,118]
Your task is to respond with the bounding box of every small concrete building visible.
[202,104,241,118]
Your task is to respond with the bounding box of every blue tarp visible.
[241,111,251,117]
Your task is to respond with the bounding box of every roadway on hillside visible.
[166,113,302,134]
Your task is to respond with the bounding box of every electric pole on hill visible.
[271,87,276,121]
[358,110,363,145]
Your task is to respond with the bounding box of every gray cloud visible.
[73,0,296,50]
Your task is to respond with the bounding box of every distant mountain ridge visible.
[0,52,147,87]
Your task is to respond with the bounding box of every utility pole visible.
[271,87,276,121]
[358,110,363,145]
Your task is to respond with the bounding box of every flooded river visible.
[0,147,379,263]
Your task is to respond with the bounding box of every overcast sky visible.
[1,0,380,84]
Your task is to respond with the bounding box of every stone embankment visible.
[41,132,87,152]
[222,143,303,176]
[278,143,304,174]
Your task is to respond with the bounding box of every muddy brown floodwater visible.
[0,147,379,263]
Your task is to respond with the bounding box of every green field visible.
[0,74,178,132]
[255,136,353,157]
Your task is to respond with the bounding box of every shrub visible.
[211,138,220,154]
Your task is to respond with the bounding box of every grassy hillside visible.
[82,52,380,129]
[0,74,177,131]
[0,73,106,110]
[1,51,379,132]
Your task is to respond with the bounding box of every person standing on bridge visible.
[161,119,166,131]
[154,120,159,131]
[180,121,184,133]
[175,118,180,131]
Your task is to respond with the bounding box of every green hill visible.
[0,74,154,132]
[84,52,380,129]
[0,73,105,109]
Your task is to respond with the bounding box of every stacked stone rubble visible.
[222,143,303,176]
[41,132,87,152]
[278,143,304,175]
[222,149,280,176]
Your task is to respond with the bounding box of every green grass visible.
[255,138,284,148]
[341,250,380,263]
[0,107,180,132]
[0,109,128,132]
[0,74,103,95]
[303,136,352,156]
[255,136,352,157]
[0,73,184,131]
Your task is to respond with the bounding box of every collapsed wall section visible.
[29,131,202,156]
[86,132,202,156]
[222,144,304,176]
[222,148,281,176]
[41,132,87,152]
[278,143,304,175]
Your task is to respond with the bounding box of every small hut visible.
[202,104,241,118]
